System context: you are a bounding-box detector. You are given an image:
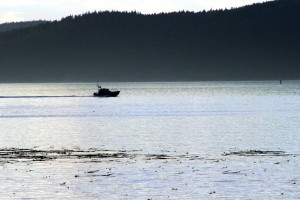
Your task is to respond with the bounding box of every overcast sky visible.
[0,0,272,23]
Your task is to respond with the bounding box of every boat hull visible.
[93,91,120,97]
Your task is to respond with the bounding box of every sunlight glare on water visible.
[0,82,299,199]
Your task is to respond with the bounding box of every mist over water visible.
[0,82,299,199]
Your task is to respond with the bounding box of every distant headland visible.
[0,0,299,82]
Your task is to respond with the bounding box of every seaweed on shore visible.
[0,148,204,162]
[1,148,296,163]
[222,150,295,157]
[0,148,130,161]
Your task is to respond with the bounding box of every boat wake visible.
[0,95,92,99]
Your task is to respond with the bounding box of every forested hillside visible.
[0,0,299,82]
[0,21,45,32]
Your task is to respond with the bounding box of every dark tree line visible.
[0,0,299,82]
[0,21,46,32]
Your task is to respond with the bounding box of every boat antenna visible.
[97,82,101,89]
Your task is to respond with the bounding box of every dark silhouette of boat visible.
[93,85,120,97]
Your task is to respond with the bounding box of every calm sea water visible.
[0,82,299,199]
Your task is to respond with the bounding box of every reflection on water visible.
[0,81,299,199]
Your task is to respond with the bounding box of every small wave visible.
[0,95,92,99]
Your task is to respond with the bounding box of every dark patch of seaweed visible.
[222,150,296,157]
[1,148,296,163]
[0,148,203,162]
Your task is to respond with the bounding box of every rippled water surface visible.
[0,82,299,199]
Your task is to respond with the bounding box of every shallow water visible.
[0,82,299,199]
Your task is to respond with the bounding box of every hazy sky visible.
[0,0,272,23]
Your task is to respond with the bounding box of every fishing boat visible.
[93,85,120,97]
